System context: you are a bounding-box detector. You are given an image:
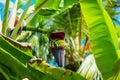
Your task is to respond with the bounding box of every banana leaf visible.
[115,71,120,80]
[29,61,86,80]
[0,48,55,80]
[0,36,86,79]
[35,0,61,9]
[0,34,32,65]
[0,64,11,80]
[46,3,81,38]
[0,37,53,79]
[80,0,119,79]
[0,35,54,80]
[64,0,79,8]
[0,48,38,80]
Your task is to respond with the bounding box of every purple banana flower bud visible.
[50,31,65,42]
[52,47,65,67]
[50,31,65,67]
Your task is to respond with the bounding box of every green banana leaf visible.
[0,48,39,80]
[80,0,119,79]
[29,61,86,80]
[64,0,79,8]
[0,34,53,80]
[115,71,120,80]
[0,64,11,80]
[35,0,61,9]
[46,3,81,38]
[0,34,32,64]
[0,48,55,80]
[0,34,86,79]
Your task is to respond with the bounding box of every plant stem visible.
[10,0,32,39]
[67,8,73,37]
[2,0,10,35]
[23,27,47,33]
[79,7,83,56]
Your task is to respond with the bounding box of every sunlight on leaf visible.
[80,0,119,79]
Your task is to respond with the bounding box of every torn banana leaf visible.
[77,55,103,80]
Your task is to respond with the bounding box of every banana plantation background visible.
[0,0,120,80]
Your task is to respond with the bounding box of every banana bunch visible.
[39,34,49,45]
[77,55,103,80]
[54,40,68,49]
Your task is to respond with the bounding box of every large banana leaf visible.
[0,48,39,80]
[115,71,120,80]
[0,48,86,80]
[29,61,86,80]
[0,34,32,65]
[64,0,79,7]
[0,34,52,79]
[0,47,56,80]
[0,34,86,79]
[45,3,81,38]
[80,0,119,79]
[35,0,61,9]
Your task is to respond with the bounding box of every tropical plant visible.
[0,0,120,80]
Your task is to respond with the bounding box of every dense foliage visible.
[0,0,120,80]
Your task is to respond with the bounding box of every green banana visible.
[51,40,68,49]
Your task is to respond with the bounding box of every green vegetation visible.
[0,0,120,80]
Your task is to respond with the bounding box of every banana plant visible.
[1,0,120,80]
[0,33,86,80]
